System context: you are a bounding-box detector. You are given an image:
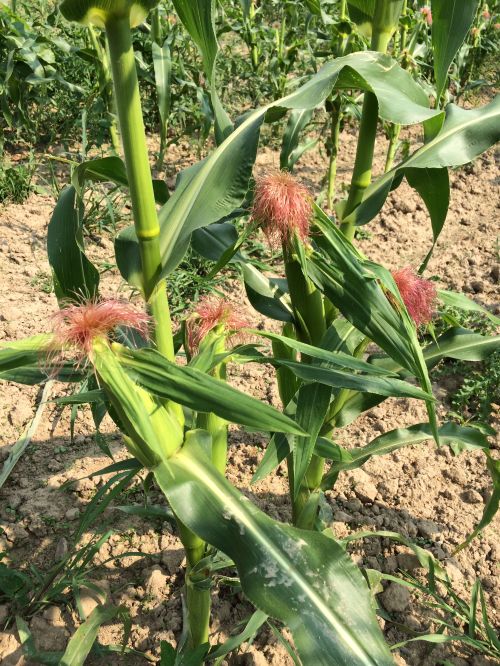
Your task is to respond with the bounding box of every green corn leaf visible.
[270,358,433,401]
[322,422,490,487]
[432,0,481,104]
[47,185,100,303]
[308,207,437,437]
[438,290,500,327]
[115,346,306,436]
[0,334,81,385]
[251,432,291,483]
[208,610,268,660]
[72,156,168,204]
[251,330,397,376]
[405,167,449,271]
[292,383,332,499]
[337,327,500,427]
[154,434,394,666]
[242,265,293,322]
[280,108,316,171]
[60,0,159,28]
[0,381,52,491]
[171,0,232,142]
[152,38,172,140]
[115,50,440,288]
[372,327,500,373]
[454,453,500,554]
[54,389,106,405]
[340,530,446,580]
[60,605,125,666]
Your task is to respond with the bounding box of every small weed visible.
[0,162,34,204]
[354,228,373,241]
[433,308,500,425]
[30,270,53,294]
[168,249,226,318]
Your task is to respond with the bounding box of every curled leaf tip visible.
[391,267,437,326]
[251,170,313,248]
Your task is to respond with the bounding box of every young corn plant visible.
[1,0,499,662]
[0,0,398,662]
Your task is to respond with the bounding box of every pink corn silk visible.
[52,299,150,355]
[251,170,312,247]
[186,296,248,351]
[420,6,432,25]
[391,267,437,326]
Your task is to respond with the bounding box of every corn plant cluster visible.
[1,0,500,664]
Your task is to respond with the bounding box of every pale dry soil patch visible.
[0,126,499,665]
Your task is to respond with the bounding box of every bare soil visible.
[0,122,499,665]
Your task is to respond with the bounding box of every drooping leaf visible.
[72,156,168,204]
[152,38,172,142]
[154,434,394,666]
[252,330,397,376]
[344,97,500,228]
[0,381,52,490]
[267,357,433,401]
[0,334,81,384]
[323,422,490,484]
[432,0,481,103]
[438,290,500,327]
[454,453,500,554]
[251,432,291,483]
[116,51,441,287]
[405,167,449,270]
[280,108,316,171]
[336,327,500,427]
[114,346,306,436]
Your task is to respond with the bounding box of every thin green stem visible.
[88,26,120,154]
[105,12,206,647]
[248,0,259,70]
[327,98,342,209]
[385,123,401,172]
[151,7,161,45]
[284,248,326,347]
[105,15,174,362]
[341,0,403,240]
[196,337,229,475]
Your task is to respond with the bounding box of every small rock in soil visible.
[380,582,411,613]
[0,630,23,666]
[470,279,485,293]
[396,552,421,571]
[461,489,483,504]
[79,580,110,618]
[42,606,65,628]
[348,469,378,503]
[54,537,68,561]
[65,508,79,521]
[445,561,464,583]
[145,566,168,598]
[417,519,439,539]
[0,604,9,624]
[333,510,353,523]
[29,616,68,651]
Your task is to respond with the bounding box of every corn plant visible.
[1,0,500,662]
